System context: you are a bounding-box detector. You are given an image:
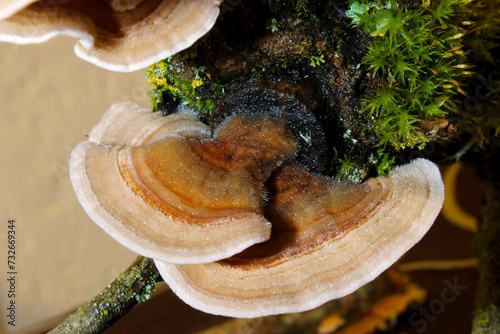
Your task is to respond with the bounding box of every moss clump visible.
[337,150,396,183]
[347,0,471,150]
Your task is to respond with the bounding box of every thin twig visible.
[399,257,478,272]
[472,183,500,333]
[48,256,162,334]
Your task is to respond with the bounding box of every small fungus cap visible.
[156,159,444,317]
[69,103,298,264]
[0,0,222,71]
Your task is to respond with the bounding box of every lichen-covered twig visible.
[48,256,162,334]
[472,183,500,333]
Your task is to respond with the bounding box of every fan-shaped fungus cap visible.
[155,159,444,317]
[0,0,222,71]
[69,103,298,264]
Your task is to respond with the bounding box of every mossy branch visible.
[472,184,500,333]
[48,256,162,334]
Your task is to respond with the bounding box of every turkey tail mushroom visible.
[69,103,298,264]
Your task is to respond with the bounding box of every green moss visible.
[338,149,396,183]
[295,0,309,10]
[338,154,368,183]
[265,0,314,15]
[347,0,471,150]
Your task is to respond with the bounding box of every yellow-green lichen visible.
[146,58,223,117]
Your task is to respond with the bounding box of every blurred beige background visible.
[0,36,151,333]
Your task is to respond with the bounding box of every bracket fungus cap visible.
[155,159,445,317]
[69,103,298,264]
[0,0,222,71]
